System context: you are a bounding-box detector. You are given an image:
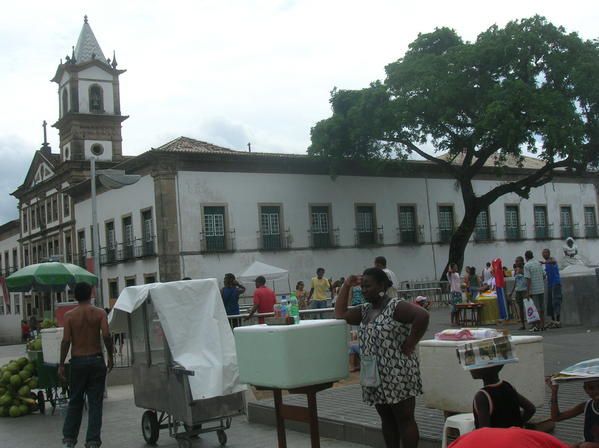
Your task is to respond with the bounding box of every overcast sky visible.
[0,0,597,222]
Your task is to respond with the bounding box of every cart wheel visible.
[37,391,45,415]
[217,430,227,446]
[141,410,160,445]
[176,436,192,448]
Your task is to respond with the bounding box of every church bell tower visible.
[51,16,127,162]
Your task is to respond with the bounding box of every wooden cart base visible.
[260,382,333,448]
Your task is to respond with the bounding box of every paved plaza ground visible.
[0,307,597,447]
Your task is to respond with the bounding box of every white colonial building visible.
[0,18,597,342]
[70,138,599,304]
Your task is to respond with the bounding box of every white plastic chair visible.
[441,413,475,448]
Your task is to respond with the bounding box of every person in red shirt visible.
[21,320,30,342]
[246,276,276,324]
[449,427,570,448]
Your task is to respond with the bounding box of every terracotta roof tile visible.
[152,137,239,154]
[439,152,548,169]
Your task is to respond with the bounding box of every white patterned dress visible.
[359,297,423,405]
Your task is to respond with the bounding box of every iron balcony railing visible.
[308,228,339,249]
[257,228,292,251]
[397,225,424,245]
[585,225,599,239]
[354,225,384,247]
[99,237,156,265]
[561,223,578,240]
[473,224,496,243]
[437,227,454,244]
[505,224,526,241]
[200,229,236,253]
[534,224,553,240]
[0,267,18,277]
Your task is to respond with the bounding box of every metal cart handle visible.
[169,365,195,376]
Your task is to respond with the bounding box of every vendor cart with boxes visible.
[110,280,246,448]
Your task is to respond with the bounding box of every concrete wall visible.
[0,315,21,345]
[561,273,599,327]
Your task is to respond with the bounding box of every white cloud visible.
[0,136,36,222]
[0,0,597,205]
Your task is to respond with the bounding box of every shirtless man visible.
[59,283,114,448]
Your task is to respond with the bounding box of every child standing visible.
[20,320,30,342]
[471,365,536,428]
[469,267,481,301]
[295,281,307,309]
[548,379,599,447]
[509,266,529,330]
[448,263,463,325]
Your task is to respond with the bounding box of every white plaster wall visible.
[84,140,113,160]
[79,66,114,82]
[74,175,158,303]
[0,315,21,344]
[177,171,599,286]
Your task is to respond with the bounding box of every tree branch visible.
[388,138,460,176]
[479,158,573,207]
[467,144,501,177]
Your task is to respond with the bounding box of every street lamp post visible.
[90,157,102,305]
[90,156,141,307]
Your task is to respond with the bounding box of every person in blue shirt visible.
[221,273,246,318]
[542,248,563,328]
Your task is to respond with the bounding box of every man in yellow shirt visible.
[307,267,332,311]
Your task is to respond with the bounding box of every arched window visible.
[89,85,103,113]
[62,89,69,116]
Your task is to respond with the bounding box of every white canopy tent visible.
[237,261,291,293]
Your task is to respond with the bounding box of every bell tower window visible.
[62,89,69,116]
[89,85,103,113]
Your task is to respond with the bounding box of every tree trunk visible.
[440,179,481,280]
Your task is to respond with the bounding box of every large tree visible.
[309,16,599,276]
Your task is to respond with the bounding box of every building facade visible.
[71,141,599,305]
[0,220,23,343]
[0,18,597,341]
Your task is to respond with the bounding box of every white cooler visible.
[234,319,348,389]
[41,328,71,364]
[418,335,544,413]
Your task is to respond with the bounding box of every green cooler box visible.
[234,319,349,389]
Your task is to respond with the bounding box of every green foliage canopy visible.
[310,16,599,185]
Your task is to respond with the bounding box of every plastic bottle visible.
[288,293,300,324]
[280,296,288,318]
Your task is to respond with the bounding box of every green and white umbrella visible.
[6,262,97,293]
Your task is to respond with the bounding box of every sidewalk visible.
[0,383,368,447]
[248,308,597,447]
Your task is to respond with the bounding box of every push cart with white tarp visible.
[109,279,246,448]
